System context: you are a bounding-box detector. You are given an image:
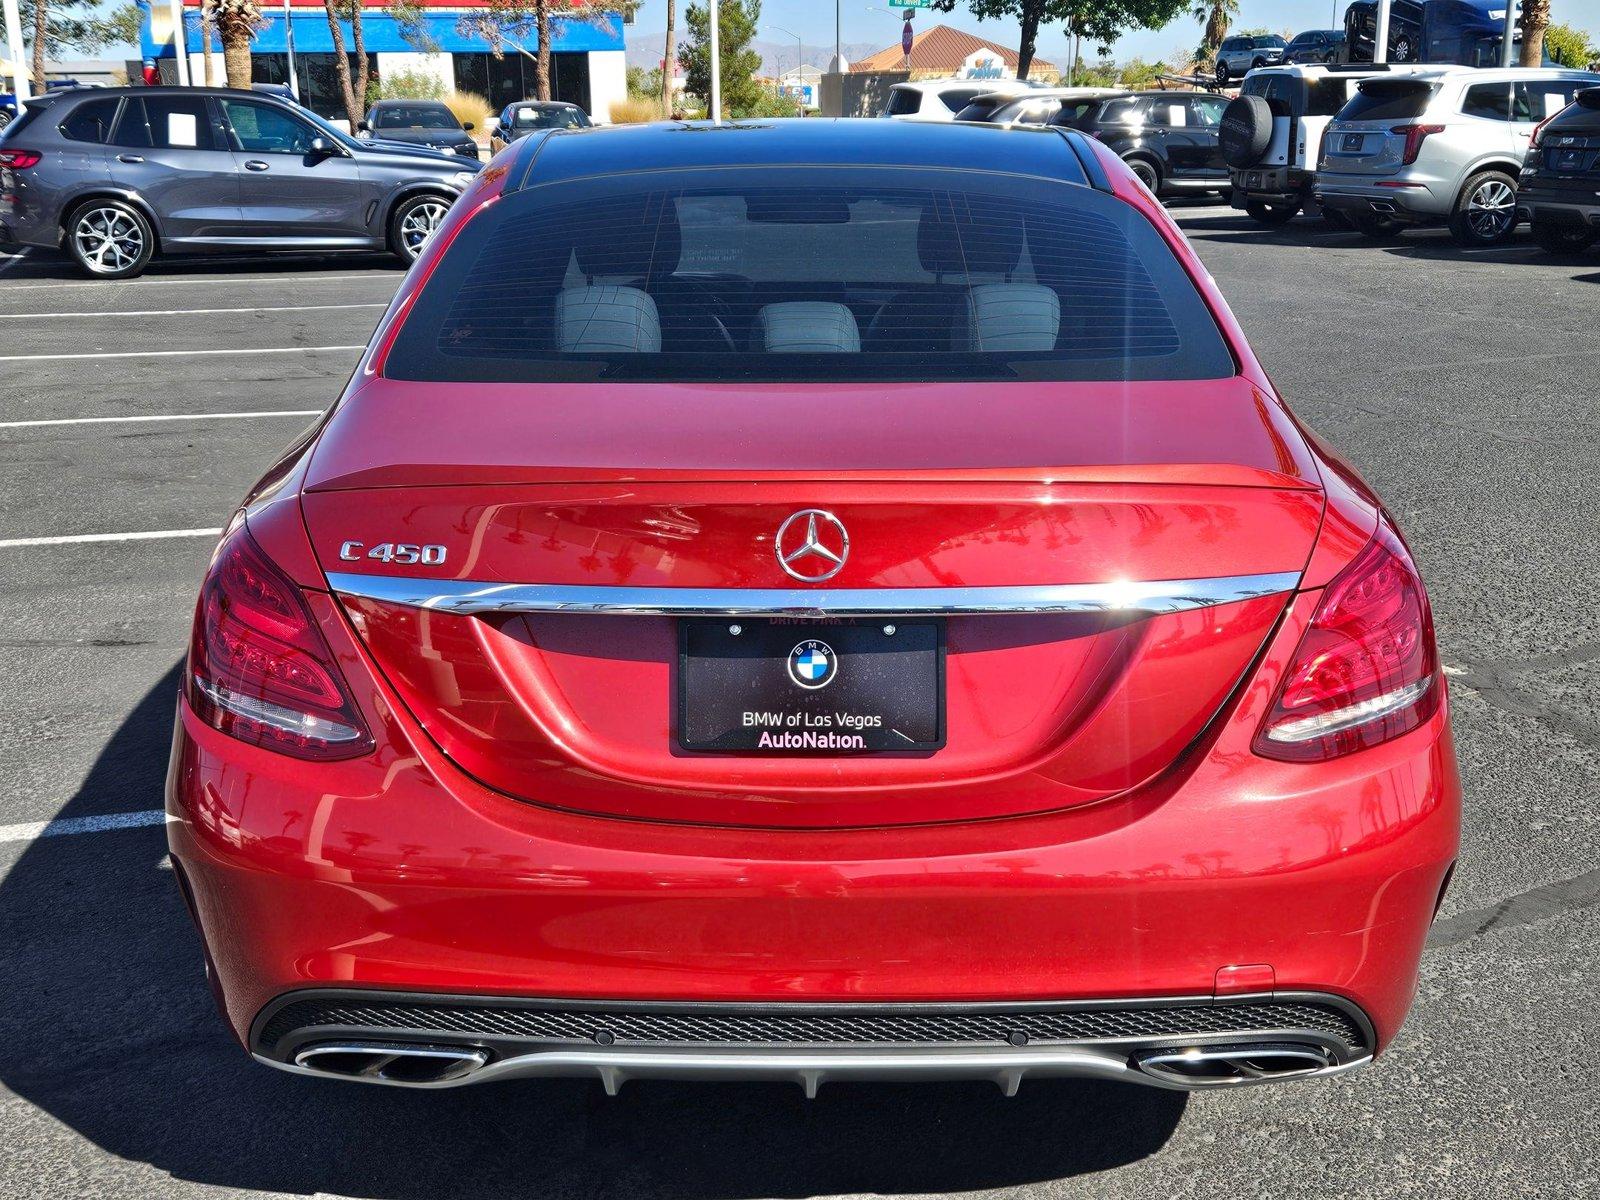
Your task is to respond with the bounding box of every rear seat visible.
[754,302,861,353]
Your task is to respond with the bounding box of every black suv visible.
[1057,91,1230,197]
[0,86,481,278]
[1518,87,1600,254]
[1285,29,1347,64]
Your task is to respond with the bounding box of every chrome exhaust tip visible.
[293,1042,489,1085]
[1133,1042,1335,1087]
[1369,200,1397,213]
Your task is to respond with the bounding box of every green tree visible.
[458,0,621,101]
[19,0,138,91]
[213,0,264,89]
[679,0,764,119]
[318,0,371,128]
[1190,0,1237,64]
[1541,22,1594,68]
[935,0,1188,82]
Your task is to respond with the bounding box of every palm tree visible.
[1519,0,1549,67]
[1191,0,1237,62]
[213,0,263,90]
[661,0,675,114]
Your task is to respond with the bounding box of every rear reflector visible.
[1254,519,1440,762]
[188,523,372,760]
[0,149,41,169]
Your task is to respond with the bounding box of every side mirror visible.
[462,121,475,132]
[356,121,370,133]
[308,136,338,161]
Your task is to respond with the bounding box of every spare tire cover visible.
[1220,95,1274,168]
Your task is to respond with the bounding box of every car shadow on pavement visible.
[0,249,402,283]
[0,665,1187,1199]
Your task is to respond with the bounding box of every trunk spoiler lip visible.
[325,570,1303,618]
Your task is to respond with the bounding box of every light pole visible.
[770,24,802,108]
[1373,0,1391,63]
[709,0,721,120]
[285,0,300,100]
[2,0,27,105]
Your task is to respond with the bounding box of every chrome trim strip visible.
[257,1045,1370,1095]
[325,571,1301,618]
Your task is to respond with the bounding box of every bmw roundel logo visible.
[787,639,837,690]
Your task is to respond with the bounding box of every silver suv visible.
[1214,35,1287,85]
[1313,66,1600,245]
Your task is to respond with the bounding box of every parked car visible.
[880,78,1037,121]
[1285,29,1348,64]
[1343,0,1425,64]
[360,99,480,160]
[1517,86,1600,254]
[954,87,1122,127]
[489,100,591,152]
[167,118,1458,1096]
[1223,63,1429,225]
[1063,90,1231,196]
[1314,66,1600,244]
[0,86,482,278]
[1214,34,1288,84]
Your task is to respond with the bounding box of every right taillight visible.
[0,149,42,169]
[1391,123,1444,166]
[1254,519,1440,762]
[187,522,373,760]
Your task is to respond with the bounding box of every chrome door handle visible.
[117,154,144,164]
[245,160,270,171]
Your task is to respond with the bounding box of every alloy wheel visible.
[73,207,144,275]
[1466,179,1515,241]
[399,199,451,258]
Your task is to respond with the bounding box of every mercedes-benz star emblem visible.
[775,510,849,583]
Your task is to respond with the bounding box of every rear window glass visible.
[384,169,1234,385]
[938,88,988,113]
[1341,81,1435,122]
[884,89,921,115]
[113,96,218,151]
[59,97,120,143]
[1306,79,1352,117]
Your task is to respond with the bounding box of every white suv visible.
[880,79,1036,122]
[1222,63,1430,225]
[1314,66,1600,245]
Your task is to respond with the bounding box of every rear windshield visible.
[884,88,922,116]
[384,168,1234,385]
[513,106,586,129]
[1341,80,1436,122]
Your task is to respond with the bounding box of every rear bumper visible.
[1231,167,1314,204]
[1519,189,1600,226]
[1314,174,1450,221]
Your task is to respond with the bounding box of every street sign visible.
[888,0,931,9]
[902,21,914,56]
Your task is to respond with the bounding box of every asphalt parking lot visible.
[1,207,1596,1199]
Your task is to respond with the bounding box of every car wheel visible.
[65,199,155,280]
[389,193,453,265]
[1251,57,1266,70]
[1215,60,1229,84]
[1350,211,1404,239]
[0,110,11,132]
[1448,170,1518,246]
[1529,218,1598,255]
[1393,36,1413,62]
[1125,158,1161,195]
[1245,199,1300,226]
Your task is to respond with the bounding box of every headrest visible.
[572,195,681,279]
[756,302,861,353]
[960,284,1060,353]
[555,286,661,353]
[918,203,1024,278]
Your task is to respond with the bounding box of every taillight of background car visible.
[1254,520,1441,762]
[187,523,373,760]
[0,149,42,169]
[1391,124,1444,166]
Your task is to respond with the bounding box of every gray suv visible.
[0,86,482,278]
[1214,35,1287,84]
[1314,67,1600,245]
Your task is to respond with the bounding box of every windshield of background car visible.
[514,106,587,129]
[375,105,457,130]
[384,168,1235,385]
[1341,80,1437,121]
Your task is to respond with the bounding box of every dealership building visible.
[136,0,628,123]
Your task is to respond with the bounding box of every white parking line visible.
[0,409,322,429]
[0,809,168,845]
[0,527,222,549]
[0,302,387,320]
[0,345,363,363]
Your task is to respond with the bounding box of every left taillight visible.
[1391,124,1444,166]
[187,523,373,760]
[0,149,42,169]
[1254,519,1441,762]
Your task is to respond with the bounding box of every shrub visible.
[610,96,665,124]
[381,68,447,101]
[444,91,493,133]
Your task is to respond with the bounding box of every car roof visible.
[980,87,1119,103]
[509,118,1091,192]
[894,79,1034,95]
[1396,66,1600,83]
[510,100,579,109]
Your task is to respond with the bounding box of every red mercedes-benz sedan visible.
[167,119,1460,1095]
